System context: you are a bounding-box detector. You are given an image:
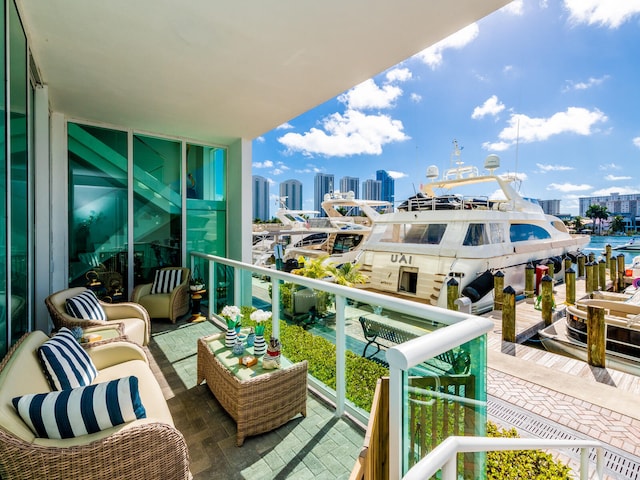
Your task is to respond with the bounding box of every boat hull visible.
[538,313,640,376]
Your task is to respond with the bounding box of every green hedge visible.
[486,422,572,479]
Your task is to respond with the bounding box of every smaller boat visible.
[611,238,640,251]
[538,293,640,375]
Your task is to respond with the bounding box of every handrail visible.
[402,436,604,480]
[190,251,481,326]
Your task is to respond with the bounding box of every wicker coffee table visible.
[196,333,308,446]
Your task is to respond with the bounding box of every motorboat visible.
[253,193,391,269]
[538,293,640,375]
[357,142,590,314]
[611,238,640,251]
[282,191,392,267]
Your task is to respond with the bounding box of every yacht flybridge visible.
[358,146,590,313]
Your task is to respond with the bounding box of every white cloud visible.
[337,79,403,110]
[278,109,409,157]
[410,93,422,103]
[547,182,593,192]
[385,67,412,83]
[536,163,574,172]
[564,75,609,91]
[413,23,479,69]
[592,186,640,196]
[255,136,265,143]
[599,162,622,171]
[482,140,511,152]
[605,174,632,181]
[564,0,640,28]
[277,122,294,130]
[387,170,408,180]
[501,0,524,16]
[295,164,323,174]
[491,107,608,148]
[253,160,273,168]
[471,95,505,119]
[633,137,640,148]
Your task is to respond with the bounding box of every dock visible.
[483,277,640,479]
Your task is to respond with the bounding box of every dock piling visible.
[598,259,606,291]
[617,254,626,292]
[446,277,459,311]
[610,255,618,292]
[525,263,535,300]
[587,305,606,368]
[502,285,516,343]
[577,253,586,278]
[565,267,575,305]
[493,271,504,311]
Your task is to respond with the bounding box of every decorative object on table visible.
[240,355,258,367]
[263,336,282,370]
[189,276,205,292]
[232,338,245,356]
[221,305,242,348]
[250,309,272,357]
[246,327,256,347]
[235,316,242,334]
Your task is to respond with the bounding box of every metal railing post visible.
[335,294,346,416]
[271,278,280,340]
[389,365,403,480]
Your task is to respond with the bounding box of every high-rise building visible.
[252,175,270,221]
[376,170,394,206]
[538,199,561,216]
[339,176,359,197]
[279,179,302,210]
[362,179,381,201]
[579,192,640,232]
[314,173,334,217]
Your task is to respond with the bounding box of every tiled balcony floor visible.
[147,319,365,480]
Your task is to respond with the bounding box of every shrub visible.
[486,421,572,479]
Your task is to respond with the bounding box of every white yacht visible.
[283,191,392,266]
[358,144,590,314]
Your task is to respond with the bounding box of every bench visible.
[358,316,471,374]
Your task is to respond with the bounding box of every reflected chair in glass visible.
[131,267,191,324]
[45,287,150,346]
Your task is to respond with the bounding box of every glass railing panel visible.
[402,335,487,478]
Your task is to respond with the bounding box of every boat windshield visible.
[380,223,447,244]
[463,223,505,246]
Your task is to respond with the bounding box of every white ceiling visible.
[18,1,510,145]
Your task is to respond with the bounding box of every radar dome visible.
[484,154,500,173]
[426,165,439,180]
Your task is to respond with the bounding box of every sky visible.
[252,0,640,218]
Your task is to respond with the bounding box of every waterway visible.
[583,235,639,264]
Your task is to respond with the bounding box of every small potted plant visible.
[190,276,205,292]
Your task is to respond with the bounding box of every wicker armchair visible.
[45,287,150,346]
[131,267,190,323]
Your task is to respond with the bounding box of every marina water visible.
[583,235,638,265]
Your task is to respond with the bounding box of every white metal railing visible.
[402,436,604,480]
[190,252,490,415]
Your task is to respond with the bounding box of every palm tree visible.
[585,204,609,235]
[572,215,584,232]
[609,215,626,234]
[332,262,368,287]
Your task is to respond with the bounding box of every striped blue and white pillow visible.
[38,327,98,390]
[65,290,107,321]
[12,376,146,439]
[150,269,183,294]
